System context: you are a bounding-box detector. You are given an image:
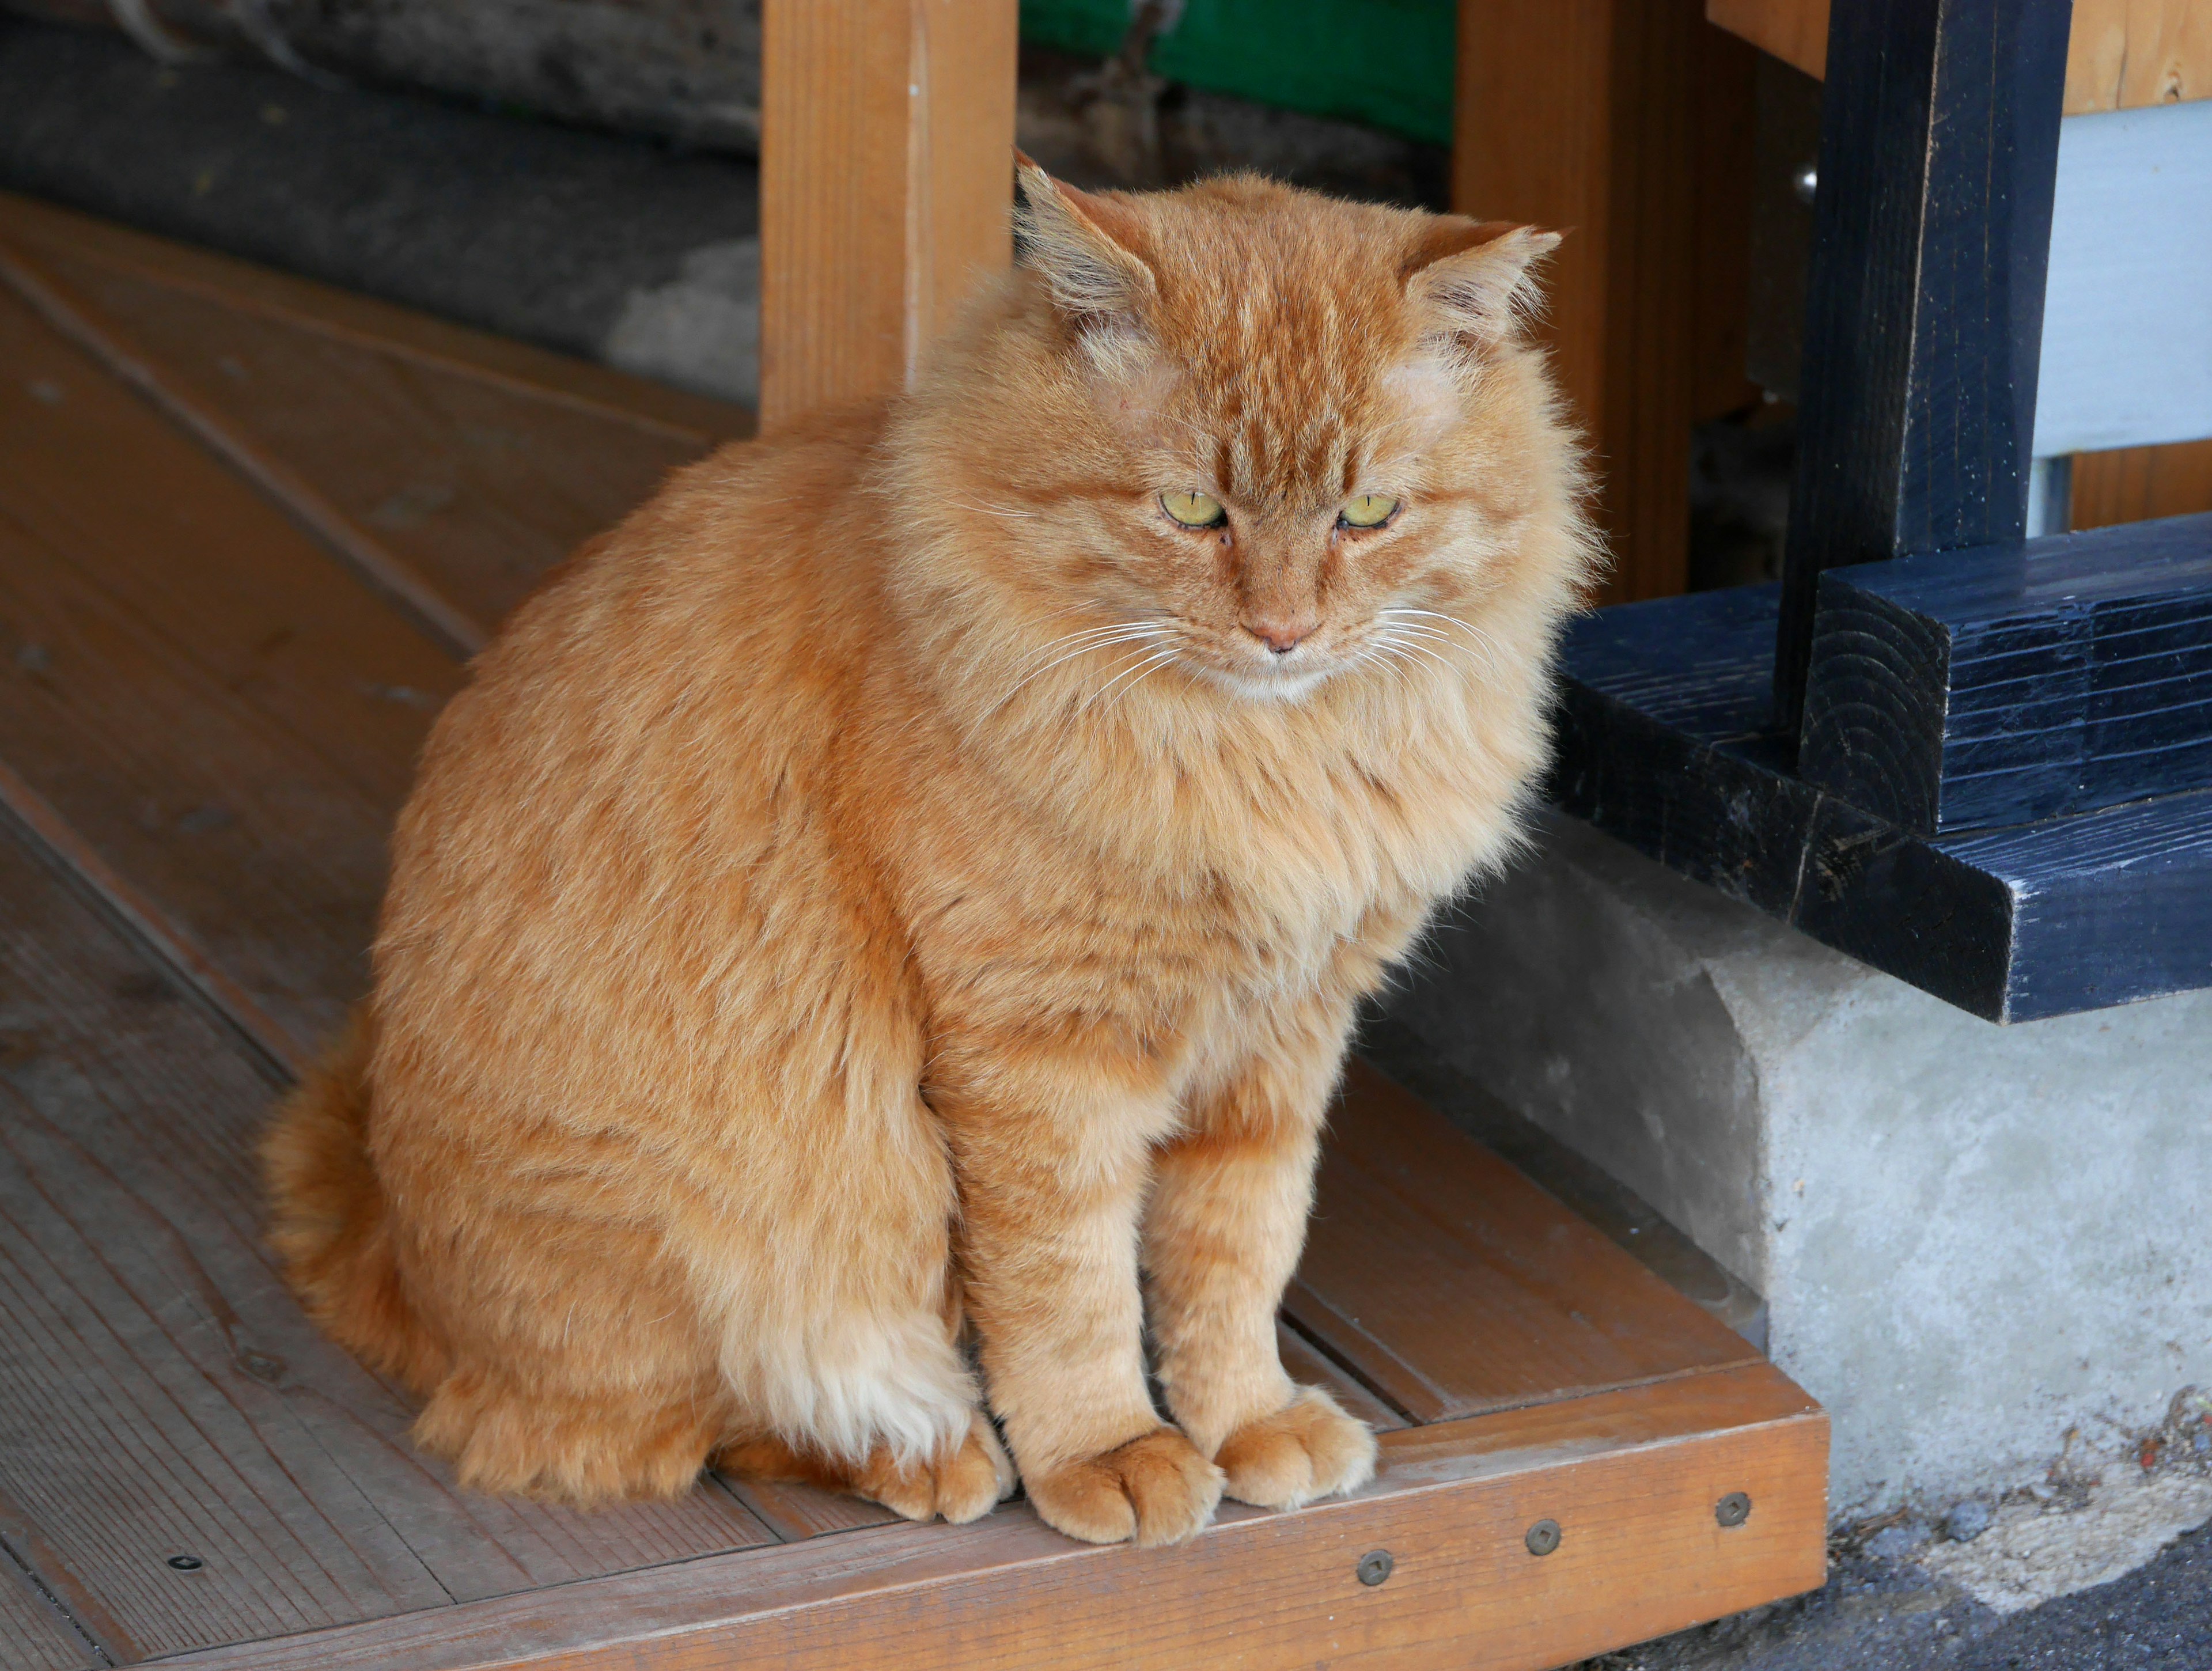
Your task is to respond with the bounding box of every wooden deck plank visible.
[2,228,725,641]
[1286,1064,1760,1424]
[0,192,751,448]
[0,280,459,1054]
[150,1363,1824,1671]
[0,823,776,1663]
[0,1553,97,1671]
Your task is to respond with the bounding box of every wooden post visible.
[1453,0,1724,607]
[1771,0,2073,734]
[759,0,1018,432]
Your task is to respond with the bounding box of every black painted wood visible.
[1774,0,2074,734]
[1800,514,2212,832]
[1555,584,2212,1023]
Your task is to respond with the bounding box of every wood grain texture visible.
[759,0,1017,430]
[14,244,716,639]
[0,1549,97,1671]
[150,1364,1827,1671]
[724,1480,902,1543]
[2073,438,2212,531]
[1556,581,2212,1020]
[1773,0,2072,732]
[0,191,751,448]
[1288,1064,1759,1423]
[1800,514,2212,832]
[1707,0,2211,112]
[0,280,459,1052]
[1455,0,1722,604]
[0,823,776,1664]
[1276,1318,1410,1435]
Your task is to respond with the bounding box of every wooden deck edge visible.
[0,189,756,446]
[146,1362,1828,1671]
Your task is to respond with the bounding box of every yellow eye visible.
[1160,490,1226,528]
[1340,494,1400,528]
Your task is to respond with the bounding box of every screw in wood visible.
[167,1555,203,1571]
[1715,1491,1752,1528]
[1355,1549,1393,1586]
[1524,1519,1561,1557]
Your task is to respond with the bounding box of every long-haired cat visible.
[264,160,1596,1547]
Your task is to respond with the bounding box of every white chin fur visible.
[1195,662,1336,703]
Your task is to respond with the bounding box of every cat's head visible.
[891,162,1591,710]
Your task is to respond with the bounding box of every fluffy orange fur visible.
[263,164,1597,1547]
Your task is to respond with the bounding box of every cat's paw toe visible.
[1024,1426,1225,1547]
[854,1412,1018,1525]
[1215,1386,1377,1511]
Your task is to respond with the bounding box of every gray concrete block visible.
[1384,812,2212,1518]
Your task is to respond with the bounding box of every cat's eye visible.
[1160,490,1226,529]
[1339,495,1400,529]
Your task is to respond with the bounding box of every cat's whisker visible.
[1100,649,1186,714]
[1380,608,1502,677]
[995,624,1171,706]
[1085,646,1183,713]
[960,500,1043,521]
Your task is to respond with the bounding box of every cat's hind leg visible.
[415,1362,730,1502]
[717,1409,1013,1524]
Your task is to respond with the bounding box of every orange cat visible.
[264,162,1596,1547]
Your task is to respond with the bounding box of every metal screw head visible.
[1356,1549,1394,1586]
[167,1555,203,1571]
[1524,1518,1561,1557]
[1792,161,1819,206]
[1716,1491,1752,1528]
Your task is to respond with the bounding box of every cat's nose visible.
[1244,615,1317,655]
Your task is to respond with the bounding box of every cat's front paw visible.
[1023,1426,1225,1546]
[1215,1385,1377,1510]
[852,1411,1017,1525]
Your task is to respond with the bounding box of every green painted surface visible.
[1020,0,1457,146]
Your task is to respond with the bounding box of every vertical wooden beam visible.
[1772,0,2073,734]
[759,0,1018,432]
[1455,0,1718,607]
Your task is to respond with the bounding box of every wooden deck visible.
[0,191,1827,1671]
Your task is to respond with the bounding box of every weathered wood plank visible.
[0,199,735,639]
[723,1481,901,1544]
[1286,1064,1759,1424]
[149,1363,1827,1671]
[758,0,1017,429]
[0,1546,97,1671]
[1707,0,2212,114]
[1800,513,2212,832]
[1556,582,2212,1020]
[0,192,749,447]
[1275,1319,1410,1435]
[0,278,459,1051]
[1774,0,2073,731]
[0,823,775,1663]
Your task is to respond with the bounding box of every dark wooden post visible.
[1773,0,2074,735]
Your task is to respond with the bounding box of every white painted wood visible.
[2032,98,2212,458]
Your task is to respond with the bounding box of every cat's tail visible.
[262,1007,448,1393]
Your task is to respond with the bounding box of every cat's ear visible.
[1404,219,1562,348]
[1012,151,1157,330]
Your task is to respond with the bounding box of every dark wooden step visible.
[1556,581,2212,1021]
